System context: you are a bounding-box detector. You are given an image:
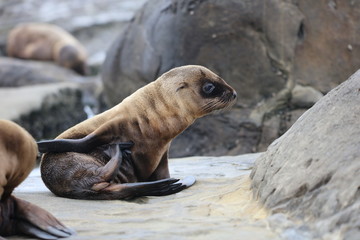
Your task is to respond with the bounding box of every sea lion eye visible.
[203,83,215,94]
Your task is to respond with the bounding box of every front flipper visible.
[93,176,196,200]
[12,196,75,239]
[126,176,196,197]
[85,145,195,199]
[37,134,133,153]
[90,145,196,199]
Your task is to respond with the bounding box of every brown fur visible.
[40,65,237,200]
[0,120,73,238]
[0,120,37,199]
[6,23,87,75]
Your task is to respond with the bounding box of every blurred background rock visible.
[0,0,147,144]
[1,0,359,158]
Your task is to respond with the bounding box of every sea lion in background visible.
[38,65,237,200]
[0,120,74,239]
[6,22,88,75]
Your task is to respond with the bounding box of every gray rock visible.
[250,70,360,239]
[102,0,303,157]
[293,0,360,93]
[0,57,106,136]
[0,0,147,72]
[0,82,86,140]
[100,0,360,157]
[257,108,309,152]
[102,0,301,106]
[290,84,323,108]
[0,57,83,87]
[282,109,307,131]
[170,109,261,157]
[257,114,281,152]
[0,57,107,140]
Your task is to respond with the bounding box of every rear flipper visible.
[100,176,196,200]
[132,175,196,197]
[2,196,75,239]
[72,144,196,200]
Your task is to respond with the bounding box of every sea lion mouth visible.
[201,91,237,113]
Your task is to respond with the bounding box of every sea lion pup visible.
[38,65,237,200]
[0,120,74,239]
[6,22,87,75]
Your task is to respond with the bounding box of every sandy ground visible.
[10,154,279,240]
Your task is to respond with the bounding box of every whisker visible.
[202,101,216,111]
[201,94,236,113]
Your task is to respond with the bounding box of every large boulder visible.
[0,83,87,140]
[0,57,102,140]
[250,70,360,239]
[102,0,302,105]
[0,57,83,87]
[293,1,360,93]
[102,0,304,157]
[102,0,360,157]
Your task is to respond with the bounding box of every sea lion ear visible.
[176,82,189,92]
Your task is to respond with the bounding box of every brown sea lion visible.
[0,119,74,239]
[38,65,237,200]
[6,23,87,75]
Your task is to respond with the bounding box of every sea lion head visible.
[57,45,88,75]
[157,65,237,117]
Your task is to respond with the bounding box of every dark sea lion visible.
[38,65,237,200]
[6,23,87,75]
[0,119,74,239]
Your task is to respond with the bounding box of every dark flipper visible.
[83,176,196,200]
[41,143,194,200]
[37,134,133,153]
[63,178,195,200]
[66,144,196,200]
[121,176,196,198]
[1,196,75,239]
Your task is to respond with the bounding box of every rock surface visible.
[101,0,304,157]
[290,84,323,108]
[0,0,147,72]
[3,0,356,157]
[102,0,360,157]
[102,0,302,106]
[12,154,280,240]
[293,0,360,93]
[0,57,83,87]
[251,70,360,239]
[0,57,110,140]
[0,82,87,140]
